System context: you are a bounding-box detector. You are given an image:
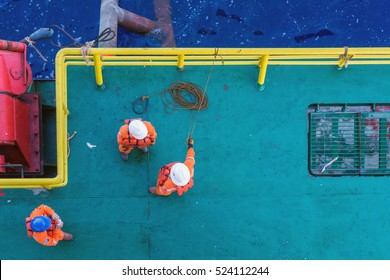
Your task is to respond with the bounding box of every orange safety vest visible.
[158,162,179,186]
[119,119,153,148]
[26,204,65,246]
[157,162,194,195]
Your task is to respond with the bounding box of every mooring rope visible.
[67,131,77,158]
[187,48,219,138]
[23,37,47,62]
[50,25,115,64]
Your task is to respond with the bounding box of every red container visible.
[0,39,32,95]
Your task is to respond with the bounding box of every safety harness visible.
[158,162,178,186]
[120,119,153,148]
[157,162,194,196]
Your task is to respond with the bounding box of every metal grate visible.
[308,104,390,176]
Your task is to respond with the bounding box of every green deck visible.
[1,64,390,260]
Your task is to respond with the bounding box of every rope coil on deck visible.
[132,48,218,138]
[160,81,208,112]
[132,81,208,114]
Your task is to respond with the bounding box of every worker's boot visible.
[63,232,73,240]
[120,152,128,160]
[141,147,148,153]
[148,187,156,194]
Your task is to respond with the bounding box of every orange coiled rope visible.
[159,81,208,113]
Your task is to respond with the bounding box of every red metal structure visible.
[0,39,41,176]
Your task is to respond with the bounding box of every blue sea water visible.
[0,0,389,78]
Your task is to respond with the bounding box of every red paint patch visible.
[223,84,229,91]
[387,122,390,139]
[365,118,378,131]
[376,106,390,112]
[0,189,5,197]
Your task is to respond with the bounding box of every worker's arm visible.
[117,125,128,145]
[41,205,55,216]
[30,204,56,220]
[184,143,195,177]
[117,134,124,145]
[177,139,195,196]
[144,121,157,144]
[52,228,65,241]
[42,205,63,222]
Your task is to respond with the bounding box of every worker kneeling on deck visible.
[26,204,73,246]
[149,138,195,196]
[117,118,157,160]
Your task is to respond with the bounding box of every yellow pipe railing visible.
[0,52,69,189]
[61,47,390,89]
[93,54,105,90]
[3,47,390,189]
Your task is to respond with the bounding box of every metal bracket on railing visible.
[338,46,354,70]
[0,164,25,178]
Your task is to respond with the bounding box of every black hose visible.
[132,97,149,115]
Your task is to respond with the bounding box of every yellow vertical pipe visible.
[258,54,269,87]
[178,54,185,69]
[93,54,105,90]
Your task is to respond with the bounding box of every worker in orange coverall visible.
[117,118,157,160]
[26,204,73,246]
[149,138,195,196]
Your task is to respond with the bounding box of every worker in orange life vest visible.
[26,204,73,246]
[117,118,157,160]
[149,138,195,196]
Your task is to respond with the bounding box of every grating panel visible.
[309,106,390,176]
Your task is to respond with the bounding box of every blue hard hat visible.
[30,216,51,232]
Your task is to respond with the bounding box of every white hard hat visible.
[170,163,190,186]
[128,120,148,140]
